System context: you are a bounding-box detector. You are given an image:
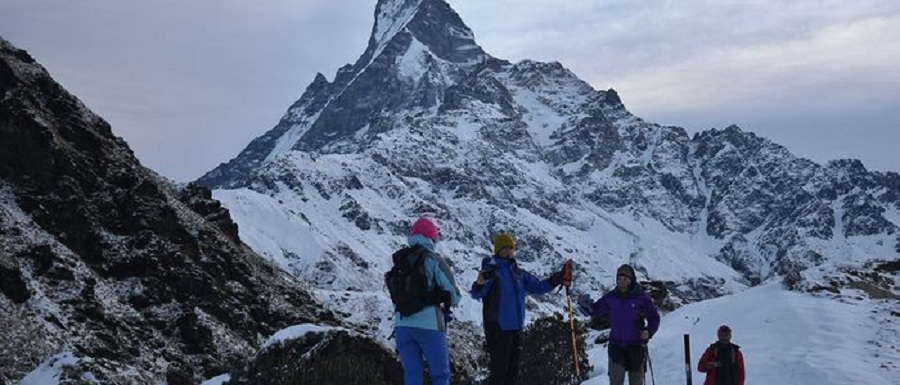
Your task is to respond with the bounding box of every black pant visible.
[485,322,523,385]
[608,344,647,372]
[608,344,646,385]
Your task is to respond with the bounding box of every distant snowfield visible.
[580,281,898,385]
[213,188,323,273]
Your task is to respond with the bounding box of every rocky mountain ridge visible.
[0,37,338,384]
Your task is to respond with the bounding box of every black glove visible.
[576,293,593,317]
[474,269,495,286]
[442,306,454,324]
[549,271,565,287]
[589,314,610,331]
[548,260,573,288]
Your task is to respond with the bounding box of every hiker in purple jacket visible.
[580,264,660,385]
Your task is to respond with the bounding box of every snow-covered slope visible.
[581,264,899,384]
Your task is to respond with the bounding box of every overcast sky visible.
[1,0,898,182]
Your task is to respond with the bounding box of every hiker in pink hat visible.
[386,217,460,385]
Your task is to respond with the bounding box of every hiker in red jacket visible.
[698,325,745,385]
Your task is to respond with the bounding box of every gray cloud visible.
[0,0,373,181]
[1,0,898,180]
[453,0,900,172]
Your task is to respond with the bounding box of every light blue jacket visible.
[393,235,461,331]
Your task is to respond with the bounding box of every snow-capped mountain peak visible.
[200,0,493,188]
[369,0,485,65]
[372,0,424,46]
[199,0,900,294]
[196,0,900,369]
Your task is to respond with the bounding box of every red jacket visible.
[698,342,745,385]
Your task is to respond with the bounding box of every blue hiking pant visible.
[395,326,450,385]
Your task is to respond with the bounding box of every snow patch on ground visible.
[262,323,345,349]
[19,353,80,385]
[200,374,231,385]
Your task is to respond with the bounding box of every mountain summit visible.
[368,0,487,65]
[200,0,490,187]
[197,0,900,335]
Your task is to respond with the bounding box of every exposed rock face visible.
[227,329,403,385]
[0,37,337,383]
[794,259,900,301]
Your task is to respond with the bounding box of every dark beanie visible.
[617,264,636,281]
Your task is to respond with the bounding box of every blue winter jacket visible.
[393,235,461,331]
[470,256,555,331]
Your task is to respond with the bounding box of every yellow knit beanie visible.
[493,234,515,254]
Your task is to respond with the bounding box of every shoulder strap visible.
[393,245,426,266]
[730,344,740,364]
[430,252,457,287]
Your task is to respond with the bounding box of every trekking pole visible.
[684,333,693,385]
[637,312,656,385]
[645,344,657,385]
[565,285,581,378]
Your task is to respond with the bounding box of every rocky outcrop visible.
[0,37,337,383]
[227,328,402,385]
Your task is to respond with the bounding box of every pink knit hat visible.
[409,217,439,242]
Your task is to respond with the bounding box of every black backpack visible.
[385,245,438,316]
